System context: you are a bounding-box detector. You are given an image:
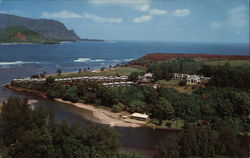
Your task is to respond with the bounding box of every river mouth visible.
[0,87,178,151]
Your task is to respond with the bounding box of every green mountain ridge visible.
[0,26,59,44]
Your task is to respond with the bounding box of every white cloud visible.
[84,13,123,23]
[150,9,167,15]
[132,15,152,23]
[210,21,222,28]
[90,0,150,5]
[135,4,150,12]
[41,11,123,24]
[42,11,82,19]
[227,6,248,28]
[173,9,190,17]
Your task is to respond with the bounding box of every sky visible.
[0,0,249,43]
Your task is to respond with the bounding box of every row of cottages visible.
[12,78,46,83]
[102,81,134,87]
[12,76,128,84]
[55,76,128,83]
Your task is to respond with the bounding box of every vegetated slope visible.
[0,26,59,44]
[0,13,80,41]
[131,53,249,65]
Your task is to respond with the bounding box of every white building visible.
[131,113,149,120]
[186,75,201,84]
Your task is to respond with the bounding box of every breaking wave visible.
[0,61,41,66]
[74,58,91,62]
[74,58,105,63]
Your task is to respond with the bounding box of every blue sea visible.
[0,41,249,86]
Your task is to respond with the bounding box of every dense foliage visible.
[200,64,250,89]
[147,60,250,89]
[155,127,249,158]
[11,78,250,134]
[147,59,203,81]
[0,97,145,158]
[0,26,59,44]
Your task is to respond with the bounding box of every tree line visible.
[0,97,145,158]
[146,60,250,89]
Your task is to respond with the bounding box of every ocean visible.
[0,41,249,86]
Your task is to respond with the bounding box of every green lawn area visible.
[51,66,145,78]
[205,60,250,67]
[156,80,196,94]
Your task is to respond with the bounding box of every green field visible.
[156,79,196,94]
[205,60,250,67]
[51,66,145,78]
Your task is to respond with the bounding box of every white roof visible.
[131,113,149,119]
[144,73,153,77]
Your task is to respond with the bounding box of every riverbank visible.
[54,98,146,127]
[4,85,184,131]
[5,85,146,128]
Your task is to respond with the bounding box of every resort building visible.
[102,81,134,87]
[139,73,153,83]
[12,76,129,84]
[186,75,201,84]
[131,113,149,120]
[172,73,190,80]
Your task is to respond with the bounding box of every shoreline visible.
[4,85,183,131]
[4,85,145,128]
[54,98,145,127]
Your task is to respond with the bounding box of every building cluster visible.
[12,78,46,83]
[172,73,210,84]
[12,76,134,87]
[54,76,128,83]
[102,81,134,87]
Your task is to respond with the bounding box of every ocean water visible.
[0,41,249,86]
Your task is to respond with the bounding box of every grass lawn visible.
[205,60,250,67]
[51,66,145,78]
[156,80,195,94]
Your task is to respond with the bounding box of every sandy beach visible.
[54,98,146,127]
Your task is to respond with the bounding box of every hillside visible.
[0,13,80,41]
[0,26,59,44]
[130,53,250,65]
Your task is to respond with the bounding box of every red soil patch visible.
[142,53,249,62]
[12,32,26,40]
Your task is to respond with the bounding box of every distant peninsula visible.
[0,13,103,44]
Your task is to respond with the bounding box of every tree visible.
[57,69,62,76]
[151,98,175,125]
[128,72,140,82]
[1,96,143,158]
[45,76,55,86]
[0,97,32,146]
[178,80,186,86]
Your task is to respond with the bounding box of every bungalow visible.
[131,113,149,120]
[186,75,201,84]
[139,73,153,83]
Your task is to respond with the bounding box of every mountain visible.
[0,13,80,41]
[0,26,59,44]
